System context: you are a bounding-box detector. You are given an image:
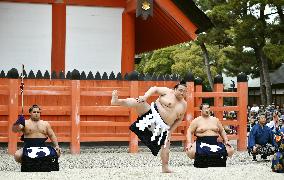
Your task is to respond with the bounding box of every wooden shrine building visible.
[0,0,213,75]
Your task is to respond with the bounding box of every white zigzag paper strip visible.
[135,102,170,146]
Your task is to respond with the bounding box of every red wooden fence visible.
[0,77,247,154]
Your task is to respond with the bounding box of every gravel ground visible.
[0,142,283,180]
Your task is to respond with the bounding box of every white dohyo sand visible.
[0,144,283,180]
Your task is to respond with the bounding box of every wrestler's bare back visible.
[155,89,187,126]
[22,119,49,138]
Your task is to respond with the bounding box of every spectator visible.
[248,113,276,161]
[267,111,280,133]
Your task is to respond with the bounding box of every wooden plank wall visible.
[0,78,248,154]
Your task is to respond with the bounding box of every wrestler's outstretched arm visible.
[139,86,170,102]
[186,118,197,150]
[217,119,230,146]
[217,118,235,157]
[46,122,62,156]
[12,123,24,133]
[169,111,186,136]
[12,115,25,133]
[185,118,198,159]
[113,87,170,106]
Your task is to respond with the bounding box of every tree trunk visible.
[200,42,214,90]
[276,5,284,24]
[256,48,272,105]
[255,47,267,105]
[259,60,267,105]
[257,4,272,105]
[276,5,284,45]
[260,49,272,105]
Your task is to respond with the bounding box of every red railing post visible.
[194,80,202,117]
[237,74,248,151]
[213,76,224,122]
[51,1,66,74]
[185,81,195,148]
[8,79,19,154]
[129,80,139,153]
[71,80,80,154]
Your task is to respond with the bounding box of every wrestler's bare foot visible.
[162,165,173,173]
[111,90,119,105]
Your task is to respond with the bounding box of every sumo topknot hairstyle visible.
[29,104,41,113]
[200,103,210,110]
[174,80,187,89]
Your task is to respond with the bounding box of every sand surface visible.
[0,144,283,180]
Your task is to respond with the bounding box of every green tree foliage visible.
[195,0,283,72]
[196,0,284,105]
[223,0,283,70]
[136,0,284,104]
[264,44,284,65]
[136,43,228,85]
[222,47,258,77]
[136,46,177,75]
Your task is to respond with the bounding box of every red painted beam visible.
[155,0,197,40]
[71,80,80,154]
[121,11,135,75]
[8,79,18,154]
[135,2,193,54]
[0,0,53,3]
[125,0,136,13]
[67,0,126,7]
[1,0,126,7]
[51,2,66,74]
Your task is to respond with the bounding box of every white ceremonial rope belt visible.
[135,102,170,147]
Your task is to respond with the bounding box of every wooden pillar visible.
[214,84,224,122]
[237,76,248,151]
[51,1,66,74]
[213,75,224,123]
[71,80,80,154]
[194,80,203,117]
[121,11,135,76]
[195,85,202,116]
[129,81,138,153]
[185,81,194,148]
[8,79,18,154]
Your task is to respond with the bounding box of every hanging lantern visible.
[136,0,153,20]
